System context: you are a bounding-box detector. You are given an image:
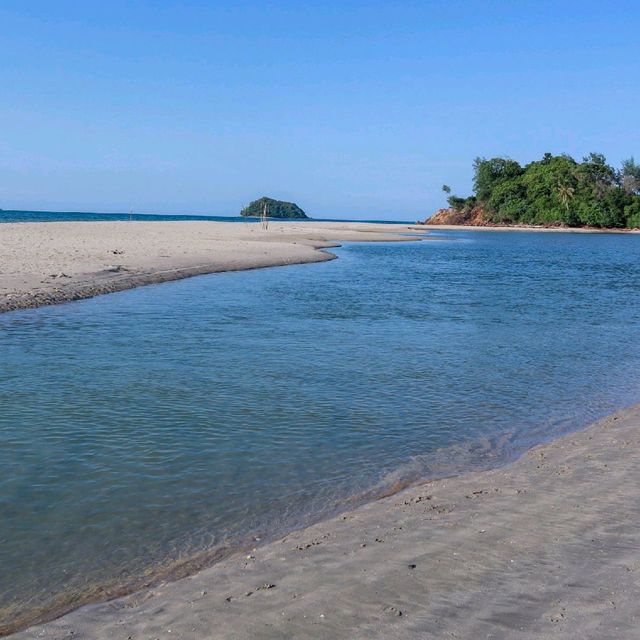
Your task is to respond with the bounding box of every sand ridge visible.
[0,220,426,313]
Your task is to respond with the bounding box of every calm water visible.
[0,209,411,224]
[0,209,250,223]
[2,231,640,630]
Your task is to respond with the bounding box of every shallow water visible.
[2,231,640,629]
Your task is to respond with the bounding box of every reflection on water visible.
[2,231,640,630]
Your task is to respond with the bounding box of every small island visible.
[424,152,640,229]
[240,197,309,219]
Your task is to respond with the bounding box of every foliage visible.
[240,197,308,219]
[447,194,477,211]
[444,153,640,228]
[621,157,640,195]
[447,195,466,210]
[473,157,523,202]
[624,199,640,228]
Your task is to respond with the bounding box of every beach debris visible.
[245,591,253,597]
[246,554,255,560]
[294,537,326,551]
[49,272,70,278]
[407,563,417,570]
[257,583,276,591]
[403,494,432,506]
[225,595,232,602]
[464,490,488,499]
[428,503,453,516]
[104,264,127,273]
[111,249,124,254]
[384,605,403,617]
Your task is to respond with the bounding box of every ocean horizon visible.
[0,209,414,225]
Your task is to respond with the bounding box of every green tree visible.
[519,155,578,224]
[447,195,466,210]
[624,198,640,227]
[473,157,523,202]
[486,179,527,223]
[557,182,575,211]
[240,197,308,219]
[442,152,636,228]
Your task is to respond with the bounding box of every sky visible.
[1,1,639,220]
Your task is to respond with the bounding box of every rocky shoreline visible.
[416,207,640,232]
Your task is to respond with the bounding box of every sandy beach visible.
[4,220,640,638]
[0,220,424,313]
[8,404,639,639]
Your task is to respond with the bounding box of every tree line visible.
[443,153,640,228]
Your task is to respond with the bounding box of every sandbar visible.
[0,220,425,313]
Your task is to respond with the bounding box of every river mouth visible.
[3,232,640,634]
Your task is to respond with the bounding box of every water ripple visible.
[2,231,640,630]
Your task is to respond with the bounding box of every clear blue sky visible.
[1,1,639,220]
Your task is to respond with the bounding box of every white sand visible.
[0,220,425,312]
[9,406,640,639]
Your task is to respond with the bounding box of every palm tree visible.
[557,182,575,211]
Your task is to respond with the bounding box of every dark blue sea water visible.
[0,209,411,224]
[2,231,640,630]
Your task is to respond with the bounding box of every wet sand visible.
[0,220,424,313]
[9,405,640,639]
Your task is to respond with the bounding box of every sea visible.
[0,209,412,224]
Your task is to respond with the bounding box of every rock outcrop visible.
[421,206,488,226]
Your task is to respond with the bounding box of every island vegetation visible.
[430,153,640,228]
[240,197,308,219]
